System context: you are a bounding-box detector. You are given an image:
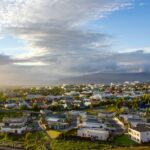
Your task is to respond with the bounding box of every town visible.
[0,81,150,150]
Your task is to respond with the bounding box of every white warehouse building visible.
[77,128,109,141]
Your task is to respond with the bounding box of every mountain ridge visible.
[59,72,150,84]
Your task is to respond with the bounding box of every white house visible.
[90,94,102,101]
[77,128,109,141]
[84,101,91,107]
[4,103,17,109]
[128,125,150,143]
[0,117,27,134]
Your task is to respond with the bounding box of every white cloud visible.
[0,0,149,85]
[122,47,150,53]
[0,0,133,54]
[14,61,48,66]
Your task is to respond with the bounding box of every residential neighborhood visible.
[0,0,150,149]
[0,81,150,149]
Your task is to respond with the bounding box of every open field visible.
[112,135,137,147]
[109,147,150,150]
[51,139,111,150]
[51,139,150,150]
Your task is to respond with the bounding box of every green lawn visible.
[110,146,150,150]
[63,129,77,136]
[112,134,137,147]
[51,139,111,150]
[50,137,147,150]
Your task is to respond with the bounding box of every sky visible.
[0,0,150,85]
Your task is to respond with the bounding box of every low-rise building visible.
[77,128,109,141]
[98,112,115,118]
[128,118,143,127]
[4,103,17,109]
[0,117,27,134]
[45,116,69,130]
[128,125,150,143]
[119,114,140,124]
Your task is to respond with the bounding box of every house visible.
[77,128,109,141]
[40,110,52,116]
[119,114,140,124]
[84,101,91,107]
[26,94,43,99]
[68,110,86,117]
[46,95,62,101]
[98,112,115,118]
[128,125,150,143]
[0,117,27,134]
[45,115,69,130]
[78,115,106,129]
[128,118,143,127]
[90,94,103,102]
[4,103,17,109]
[19,100,32,109]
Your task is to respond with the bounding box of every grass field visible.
[51,139,150,150]
[112,134,137,147]
[110,147,150,150]
[51,139,111,150]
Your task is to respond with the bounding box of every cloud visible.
[0,0,149,85]
[0,50,150,85]
[0,54,12,65]
[0,0,133,53]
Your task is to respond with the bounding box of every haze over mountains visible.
[59,72,150,84]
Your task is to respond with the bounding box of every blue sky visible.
[0,0,149,85]
[0,35,27,56]
[85,0,150,51]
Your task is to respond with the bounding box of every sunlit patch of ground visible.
[47,130,62,139]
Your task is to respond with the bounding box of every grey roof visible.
[131,125,150,132]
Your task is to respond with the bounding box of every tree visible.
[32,103,39,111]
[132,98,139,110]
[23,132,48,150]
[142,94,150,104]
[50,87,64,95]
[0,92,7,102]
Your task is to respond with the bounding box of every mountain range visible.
[59,72,150,84]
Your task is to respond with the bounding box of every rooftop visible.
[79,128,108,133]
[3,117,27,123]
[131,125,150,132]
